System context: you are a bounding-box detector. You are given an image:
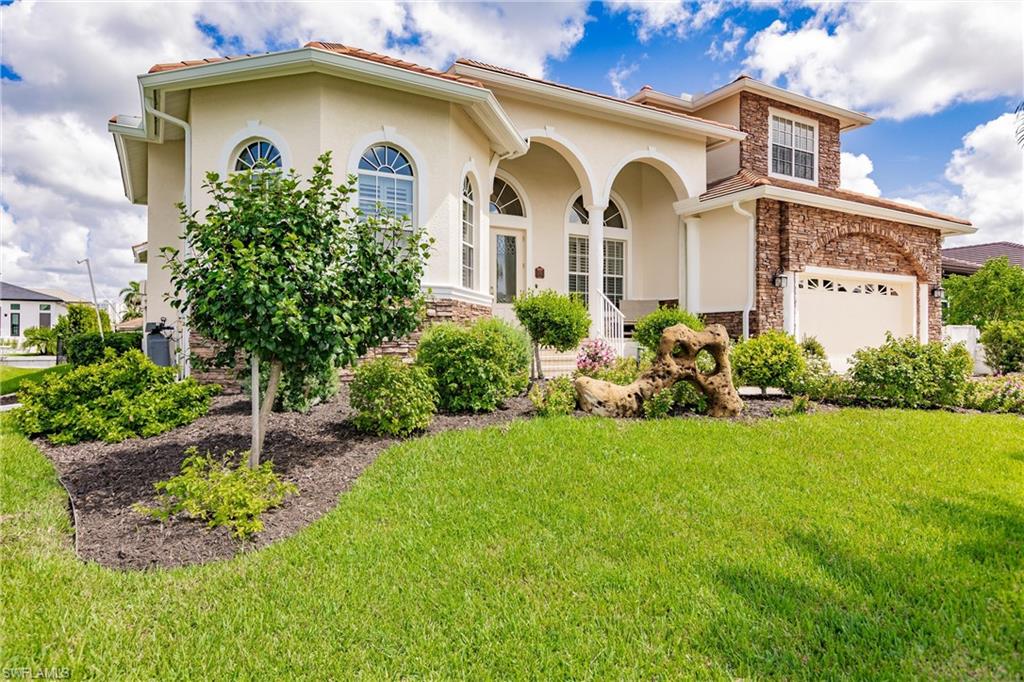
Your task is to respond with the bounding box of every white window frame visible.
[356,144,417,225]
[567,234,590,305]
[461,176,476,289]
[564,190,632,307]
[768,107,818,186]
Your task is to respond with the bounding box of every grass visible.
[0,364,70,395]
[2,410,1022,678]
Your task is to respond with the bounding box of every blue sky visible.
[1,1,1021,300]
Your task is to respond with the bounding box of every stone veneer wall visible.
[738,91,841,190]
[754,199,942,340]
[188,298,493,390]
[701,312,745,339]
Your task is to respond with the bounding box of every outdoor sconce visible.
[534,266,545,279]
[772,273,788,288]
[931,285,945,299]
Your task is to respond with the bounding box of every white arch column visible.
[587,204,606,338]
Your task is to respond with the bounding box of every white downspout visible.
[144,98,192,377]
[732,201,755,340]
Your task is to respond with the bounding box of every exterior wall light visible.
[772,273,789,288]
[931,285,945,299]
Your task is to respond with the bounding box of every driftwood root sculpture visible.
[575,323,743,418]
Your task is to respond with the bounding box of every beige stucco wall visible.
[695,94,741,183]
[695,202,752,312]
[146,139,185,326]
[611,163,681,301]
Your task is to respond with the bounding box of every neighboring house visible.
[108,42,973,372]
[0,282,66,342]
[941,241,1024,277]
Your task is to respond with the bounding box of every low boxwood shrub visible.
[731,330,805,395]
[528,376,577,416]
[801,336,827,359]
[135,447,297,539]
[349,357,437,436]
[964,374,1024,414]
[416,318,530,413]
[587,356,645,385]
[643,388,674,419]
[633,307,704,354]
[848,334,972,408]
[242,355,340,413]
[576,338,616,375]
[513,289,590,377]
[980,320,1024,375]
[12,349,219,445]
[66,331,143,366]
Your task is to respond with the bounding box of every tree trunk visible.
[256,359,283,459]
[249,354,260,469]
[534,342,544,381]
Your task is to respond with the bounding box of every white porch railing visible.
[601,292,625,357]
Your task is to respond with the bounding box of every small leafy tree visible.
[54,303,111,344]
[979,320,1024,374]
[944,257,1024,329]
[165,153,431,466]
[731,330,805,396]
[512,289,590,379]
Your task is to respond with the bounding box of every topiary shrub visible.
[848,334,971,408]
[416,318,530,413]
[633,307,704,354]
[12,349,218,444]
[513,289,590,378]
[575,338,617,375]
[730,330,805,396]
[66,331,143,366]
[528,376,577,417]
[242,356,340,413]
[135,447,297,539]
[349,357,437,436]
[643,388,675,419]
[980,320,1024,375]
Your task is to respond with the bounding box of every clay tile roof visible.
[452,58,740,134]
[147,42,483,87]
[941,241,1024,268]
[700,170,972,226]
[941,254,983,275]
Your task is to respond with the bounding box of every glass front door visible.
[490,229,525,321]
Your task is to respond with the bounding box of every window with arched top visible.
[357,144,415,220]
[566,195,627,308]
[234,139,282,171]
[489,177,525,216]
[461,177,475,288]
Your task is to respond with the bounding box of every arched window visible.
[358,144,415,220]
[566,195,627,308]
[461,177,475,288]
[489,177,525,216]
[567,195,624,228]
[234,139,282,171]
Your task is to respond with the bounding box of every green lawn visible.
[0,364,70,395]
[2,410,1022,678]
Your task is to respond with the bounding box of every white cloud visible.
[0,1,589,301]
[742,2,1023,119]
[608,1,725,42]
[897,113,1024,245]
[839,152,881,197]
[706,18,746,61]
[607,59,639,98]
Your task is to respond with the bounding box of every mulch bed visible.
[36,386,807,571]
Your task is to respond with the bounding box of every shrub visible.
[53,303,111,343]
[964,374,1024,414]
[576,338,617,375]
[633,307,704,354]
[135,447,297,539]
[772,395,813,417]
[643,388,675,419]
[801,336,826,359]
[588,356,645,385]
[242,356,340,413]
[673,381,708,414]
[12,350,219,445]
[529,376,577,417]
[416,318,530,413]
[66,331,143,366]
[513,289,590,378]
[349,357,437,436]
[848,335,972,408]
[731,331,805,395]
[980,320,1024,375]
[22,327,56,355]
[944,257,1024,329]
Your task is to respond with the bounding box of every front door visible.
[490,228,525,322]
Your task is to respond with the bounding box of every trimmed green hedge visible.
[66,331,143,366]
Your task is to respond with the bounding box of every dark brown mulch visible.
[36,387,814,572]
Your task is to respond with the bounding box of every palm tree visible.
[120,280,143,321]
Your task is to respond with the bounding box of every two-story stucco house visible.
[109,42,974,373]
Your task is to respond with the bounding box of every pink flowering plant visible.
[965,373,1024,414]
[576,338,616,375]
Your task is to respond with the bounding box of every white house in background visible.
[0,282,67,342]
[108,42,974,375]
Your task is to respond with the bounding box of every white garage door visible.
[797,271,916,369]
